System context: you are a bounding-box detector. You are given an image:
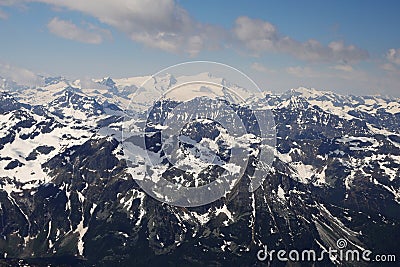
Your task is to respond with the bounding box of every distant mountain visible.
[0,77,30,91]
[0,75,399,266]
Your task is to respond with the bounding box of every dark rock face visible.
[0,87,399,266]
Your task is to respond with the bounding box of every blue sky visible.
[0,0,399,96]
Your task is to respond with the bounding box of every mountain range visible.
[0,74,399,266]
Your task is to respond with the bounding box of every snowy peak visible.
[43,76,67,86]
[0,91,28,113]
[289,87,335,99]
[97,77,118,92]
[278,87,400,119]
[99,77,116,87]
[48,90,104,120]
[277,94,310,110]
[153,73,177,92]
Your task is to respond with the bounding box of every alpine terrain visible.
[0,74,399,266]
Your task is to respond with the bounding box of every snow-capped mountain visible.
[0,75,399,266]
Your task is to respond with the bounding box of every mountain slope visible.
[0,78,399,266]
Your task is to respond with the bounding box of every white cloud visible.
[234,17,277,51]
[380,49,400,74]
[0,8,8,19]
[36,0,223,56]
[380,63,397,72]
[332,64,354,72]
[386,48,400,65]
[0,62,43,85]
[2,1,371,62]
[251,62,275,74]
[233,16,369,64]
[47,17,111,44]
